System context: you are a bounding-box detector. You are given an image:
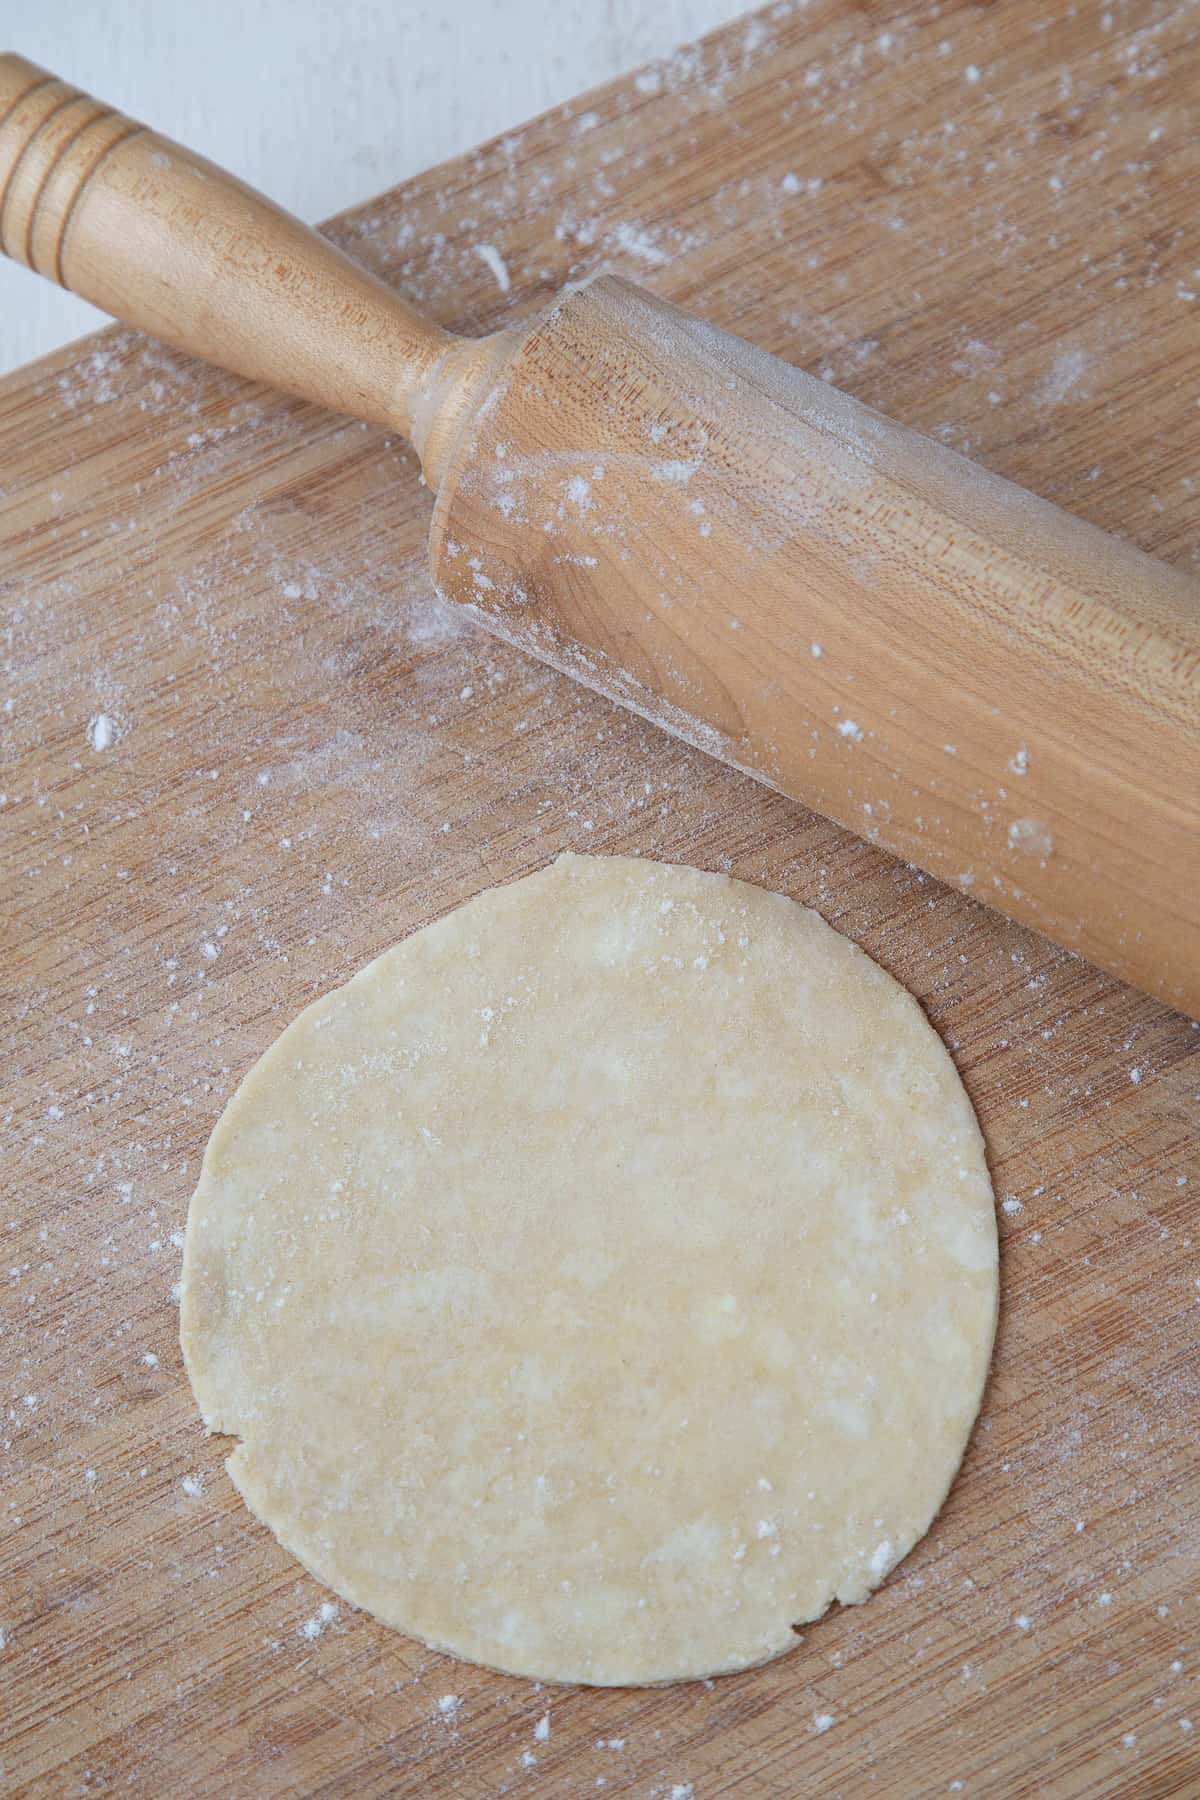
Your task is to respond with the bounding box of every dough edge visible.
[180,852,998,1685]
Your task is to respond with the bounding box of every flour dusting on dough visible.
[181,855,997,1685]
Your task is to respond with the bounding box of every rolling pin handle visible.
[0,53,455,440]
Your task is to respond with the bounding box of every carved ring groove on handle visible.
[0,73,144,283]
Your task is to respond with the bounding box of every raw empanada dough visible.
[182,853,997,1684]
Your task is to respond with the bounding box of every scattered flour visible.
[611,222,667,266]
[88,713,116,752]
[1008,819,1054,858]
[300,1601,339,1640]
[474,243,511,293]
[1035,349,1090,408]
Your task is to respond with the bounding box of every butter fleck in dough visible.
[181,853,997,1685]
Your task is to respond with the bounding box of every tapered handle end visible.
[0,57,142,284]
[0,53,457,441]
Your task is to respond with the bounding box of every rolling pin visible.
[2,54,1197,1017]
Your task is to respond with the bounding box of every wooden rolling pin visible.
[2,54,1197,1016]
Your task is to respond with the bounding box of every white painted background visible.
[0,0,746,372]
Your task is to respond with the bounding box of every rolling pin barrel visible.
[427,277,1200,1019]
[2,53,1197,1016]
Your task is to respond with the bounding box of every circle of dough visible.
[181,853,997,1685]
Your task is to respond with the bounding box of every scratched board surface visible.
[2,2,1198,1796]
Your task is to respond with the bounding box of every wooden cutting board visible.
[3,4,1198,1795]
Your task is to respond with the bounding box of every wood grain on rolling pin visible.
[430,277,1200,1017]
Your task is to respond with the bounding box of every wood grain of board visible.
[2,2,1198,1796]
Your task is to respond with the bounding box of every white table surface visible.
[0,0,746,374]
